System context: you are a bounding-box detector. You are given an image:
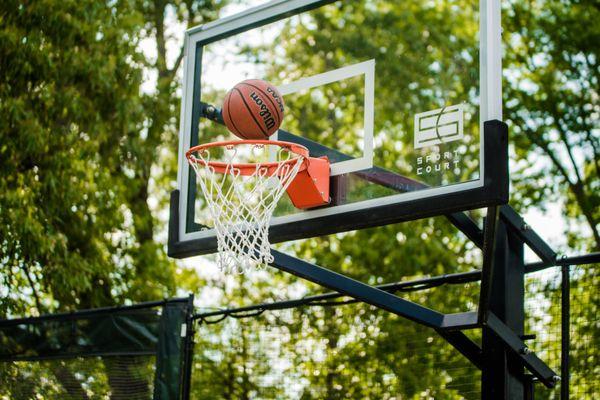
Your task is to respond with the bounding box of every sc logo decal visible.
[414,104,464,149]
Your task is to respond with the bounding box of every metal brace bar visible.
[436,330,483,369]
[525,251,600,273]
[270,251,486,370]
[486,312,558,388]
[270,250,446,328]
[441,311,479,329]
[500,205,557,265]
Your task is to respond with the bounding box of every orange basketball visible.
[222,79,285,140]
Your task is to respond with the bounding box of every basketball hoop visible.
[186,140,330,273]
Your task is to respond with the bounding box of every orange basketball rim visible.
[186,139,330,209]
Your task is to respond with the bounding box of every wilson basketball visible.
[222,79,285,140]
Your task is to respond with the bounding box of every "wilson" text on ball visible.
[249,92,276,130]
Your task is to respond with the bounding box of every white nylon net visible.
[188,143,304,273]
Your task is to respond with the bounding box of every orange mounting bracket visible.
[286,156,330,209]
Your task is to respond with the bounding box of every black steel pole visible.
[561,265,570,400]
[482,220,525,399]
[524,375,535,400]
[181,294,195,400]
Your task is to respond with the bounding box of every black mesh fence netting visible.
[525,265,599,400]
[0,356,155,400]
[190,265,597,399]
[1,266,596,399]
[193,305,482,399]
[191,280,484,400]
[0,298,192,400]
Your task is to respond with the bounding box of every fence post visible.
[561,265,570,400]
[180,294,195,400]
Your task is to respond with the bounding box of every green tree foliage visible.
[0,0,153,315]
[126,0,230,300]
[502,4,600,392]
[0,1,229,396]
[0,1,167,394]
[503,0,599,251]
[0,0,230,317]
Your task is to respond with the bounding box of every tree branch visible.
[170,47,185,77]
[522,124,600,249]
[583,127,600,178]
[168,0,198,78]
[550,102,583,186]
[521,124,573,187]
[154,0,168,76]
